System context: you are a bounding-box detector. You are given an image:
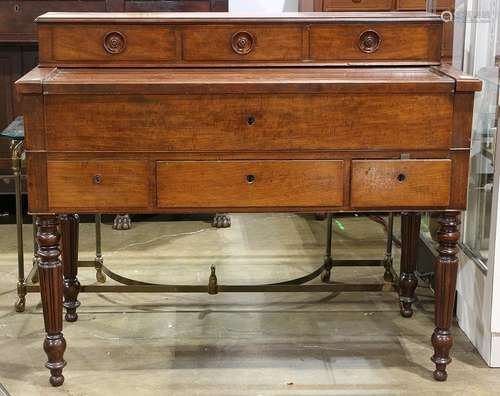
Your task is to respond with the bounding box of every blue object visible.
[0,116,24,141]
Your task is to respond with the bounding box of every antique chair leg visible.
[60,214,80,322]
[212,213,231,228]
[36,215,67,387]
[431,211,460,382]
[399,212,421,318]
[113,214,131,230]
[321,214,334,282]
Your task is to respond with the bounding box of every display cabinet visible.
[451,0,500,367]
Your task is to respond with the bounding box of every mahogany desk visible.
[16,12,482,386]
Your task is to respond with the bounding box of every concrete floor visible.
[0,213,497,395]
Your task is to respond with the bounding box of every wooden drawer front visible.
[323,0,393,11]
[351,160,452,208]
[310,23,442,62]
[46,25,176,62]
[181,25,303,61]
[45,93,453,152]
[157,160,344,208]
[0,1,105,39]
[47,160,150,210]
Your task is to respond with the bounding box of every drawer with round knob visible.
[40,24,177,64]
[156,160,344,209]
[309,23,442,63]
[181,25,303,62]
[350,159,452,208]
[46,160,150,210]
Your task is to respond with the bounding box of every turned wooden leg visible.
[431,211,460,382]
[60,214,80,322]
[399,212,421,318]
[36,215,66,387]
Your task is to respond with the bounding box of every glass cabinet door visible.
[455,0,500,269]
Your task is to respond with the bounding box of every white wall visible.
[229,0,298,13]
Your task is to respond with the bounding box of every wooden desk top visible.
[36,11,441,22]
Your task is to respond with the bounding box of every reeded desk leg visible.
[60,214,80,322]
[36,215,66,387]
[431,211,460,382]
[399,212,420,318]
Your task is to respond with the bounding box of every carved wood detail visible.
[103,31,126,54]
[231,31,255,55]
[359,30,381,53]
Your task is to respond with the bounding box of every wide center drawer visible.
[45,92,453,152]
[156,160,344,208]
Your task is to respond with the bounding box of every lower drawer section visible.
[156,160,344,208]
[350,159,452,208]
[47,160,150,210]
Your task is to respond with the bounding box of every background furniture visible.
[0,0,228,196]
[299,0,454,61]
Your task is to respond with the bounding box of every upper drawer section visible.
[36,12,443,66]
[41,25,177,63]
[182,25,303,62]
[310,23,441,62]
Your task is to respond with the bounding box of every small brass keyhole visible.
[14,4,20,12]
[93,175,102,184]
[246,174,256,184]
[397,174,406,182]
[247,115,256,126]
